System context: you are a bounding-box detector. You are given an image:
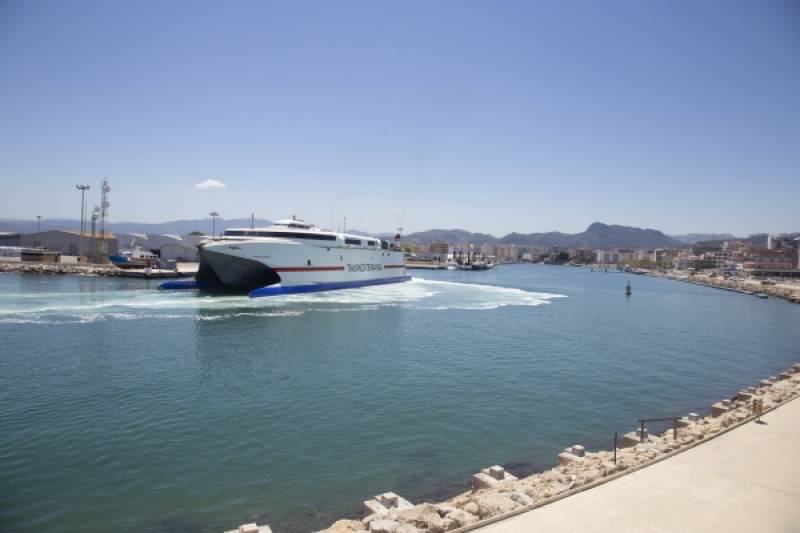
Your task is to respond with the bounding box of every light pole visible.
[76,185,90,236]
[36,215,41,233]
[209,211,219,239]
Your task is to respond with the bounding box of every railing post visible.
[613,432,618,464]
[673,419,678,440]
[640,420,645,443]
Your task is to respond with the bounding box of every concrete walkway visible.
[478,398,800,533]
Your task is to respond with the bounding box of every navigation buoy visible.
[625,281,632,296]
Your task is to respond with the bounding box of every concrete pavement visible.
[476,398,800,533]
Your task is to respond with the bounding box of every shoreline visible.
[652,271,800,304]
[0,261,124,276]
[298,365,800,533]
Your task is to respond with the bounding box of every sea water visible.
[1,265,799,532]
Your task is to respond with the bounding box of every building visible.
[117,233,203,262]
[20,230,118,261]
[21,249,62,262]
[743,250,795,272]
[569,248,594,263]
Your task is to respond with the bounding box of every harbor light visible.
[209,211,220,238]
[76,184,90,236]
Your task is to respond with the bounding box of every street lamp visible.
[76,185,90,236]
[209,211,219,239]
[36,215,41,233]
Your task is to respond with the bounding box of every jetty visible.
[312,365,800,533]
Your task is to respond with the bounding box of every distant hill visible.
[0,218,272,235]
[404,222,684,249]
[669,233,739,244]
[402,229,499,246]
[1,218,755,249]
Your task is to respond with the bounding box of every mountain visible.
[0,218,711,249]
[402,229,499,246]
[669,233,739,244]
[0,218,272,235]
[403,223,683,249]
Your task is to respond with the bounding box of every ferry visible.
[161,219,408,297]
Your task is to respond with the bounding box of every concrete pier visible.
[475,394,800,533]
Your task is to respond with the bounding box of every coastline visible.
[652,271,800,304]
[0,261,123,276]
[305,365,800,533]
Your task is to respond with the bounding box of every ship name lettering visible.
[346,263,384,272]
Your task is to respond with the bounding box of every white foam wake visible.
[0,278,566,324]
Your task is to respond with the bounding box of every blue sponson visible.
[249,276,411,298]
[158,279,222,290]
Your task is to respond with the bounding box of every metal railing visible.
[612,416,683,463]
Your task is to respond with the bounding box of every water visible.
[1,266,799,533]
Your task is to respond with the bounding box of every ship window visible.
[252,231,336,241]
[345,238,361,245]
[366,240,376,246]
[381,240,389,250]
[224,230,248,236]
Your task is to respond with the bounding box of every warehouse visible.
[19,230,118,261]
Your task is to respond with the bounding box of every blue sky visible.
[0,0,798,235]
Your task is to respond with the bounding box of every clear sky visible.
[0,0,798,236]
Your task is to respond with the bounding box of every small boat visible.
[625,281,632,296]
[755,293,769,299]
[109,246,159,269]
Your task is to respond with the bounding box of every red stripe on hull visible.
[272,266,345,272]
[384,265,405,269]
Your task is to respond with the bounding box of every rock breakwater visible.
[316,365,800,533]
[0,262,122,276]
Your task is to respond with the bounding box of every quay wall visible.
[305,365,800,533]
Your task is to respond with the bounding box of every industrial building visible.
[19,230,118,261]
[116,233,202,262]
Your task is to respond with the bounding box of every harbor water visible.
[2,265,799,532]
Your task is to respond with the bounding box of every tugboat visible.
[625,281,632,296]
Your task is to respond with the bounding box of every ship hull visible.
[193,238,407,295]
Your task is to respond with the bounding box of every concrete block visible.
[779,372,792,381]
[675,417,692,429]
[737,389,753,402]
[363,492,413,517]
[224,524,272,533]
[557,451,584,466]
[687,412,701,421]
[759,380,774,388]
[471,465,517,490]
[793,363,800,373]
[488,465,505,480]
[621,430,647,448]
[571,445,586,457]
[711,402,729,418]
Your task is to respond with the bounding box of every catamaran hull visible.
[161,239,408,297]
